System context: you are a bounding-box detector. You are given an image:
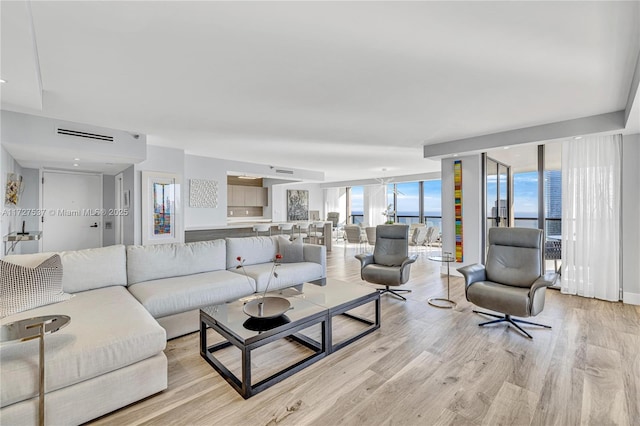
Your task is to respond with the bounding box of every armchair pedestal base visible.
[474,311,551,339]
[378,287,412,301]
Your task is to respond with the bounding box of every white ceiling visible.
[1,1,638,182]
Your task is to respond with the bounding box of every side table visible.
[0,315,70,426]
[427,253,457,309]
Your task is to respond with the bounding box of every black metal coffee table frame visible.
[200,310,328,399]
[200,283,380,399]
[325,293,380,353]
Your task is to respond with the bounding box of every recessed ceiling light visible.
[0,78,6,84]
[73,163,79,167]
[503,146,510,150]
[574,136,583,140]
[74,157,80,161]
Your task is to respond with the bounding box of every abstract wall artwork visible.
[287,189,309,221]
[454,160,463,262]
[142,171,182,245]
[5,173,22,206]
[189,179,218,208]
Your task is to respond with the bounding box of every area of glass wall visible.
[349,179,442,228]
[349,186,364,224]
[486,142,562,274]
[513,171,538,229]
[395,182,420,224]
[423,180,442,231]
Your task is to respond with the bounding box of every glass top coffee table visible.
[200,279,380,398]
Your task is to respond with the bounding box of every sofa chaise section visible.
[0,245,167,425]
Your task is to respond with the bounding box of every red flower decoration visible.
[275,253,283,260]
[236,256,242,262]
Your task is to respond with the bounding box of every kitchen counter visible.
[185,222,333,251]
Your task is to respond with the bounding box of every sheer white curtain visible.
[364,185,387,227]
[561,134,621,301]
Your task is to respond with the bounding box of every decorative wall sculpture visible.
[454,160,463,262]
[189,179,218,208]
[287,189,309,221]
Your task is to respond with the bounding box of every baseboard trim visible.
[623,291,640,305]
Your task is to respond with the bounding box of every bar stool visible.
[252,223,271,236]
[308,221,325,245]
[277,223,294,240]
[295,222,310,242]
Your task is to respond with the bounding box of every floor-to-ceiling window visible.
[386,184,395,222]
[423,179,442,231]
[350,186,364,224]
[344,179,443,227]
[513,171,538,229]
[486,142,562,273]
[395,182,420,224]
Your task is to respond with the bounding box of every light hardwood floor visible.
[90,244,640,426]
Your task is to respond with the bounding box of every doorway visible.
[114,172,124,245]
[483,155,511,256]
[41,170,103,252]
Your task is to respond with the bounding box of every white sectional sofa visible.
[0,236,326,425]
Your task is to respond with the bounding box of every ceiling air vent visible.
[57,128,114,143]
[275,169,294,175]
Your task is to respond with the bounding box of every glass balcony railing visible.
[350,214,443,232]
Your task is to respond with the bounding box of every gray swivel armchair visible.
[326,212,340,227]
[326,212,342,241]
[365,226,376,251]
[344,224,367,252]
[457,227,558,339]
[356,224,417,300]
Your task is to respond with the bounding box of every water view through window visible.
[512,170,562,235]
[350,180,442,230]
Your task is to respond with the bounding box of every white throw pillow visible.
[277,236,304,264]
[0,254,72,318]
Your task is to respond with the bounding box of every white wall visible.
[134,145,185,245]
[102,175,116,247]
[184,154,229,228]
[324,187,347,225]
[622,133,640,304]
[122,165,135,245]
[441,155,483,276]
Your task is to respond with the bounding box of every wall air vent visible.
[57,128,114,143]
[275,169,294,175]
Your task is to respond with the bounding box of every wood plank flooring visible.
[90,244,640,426]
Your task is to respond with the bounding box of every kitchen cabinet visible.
[227,185,267,207]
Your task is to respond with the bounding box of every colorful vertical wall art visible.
[454,160,463,262]
[141,171,182,245]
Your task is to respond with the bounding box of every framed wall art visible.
[287,189,309,221]
[141,171,182,245]
[5,173,23,206]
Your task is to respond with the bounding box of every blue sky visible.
[351,173,539,217]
